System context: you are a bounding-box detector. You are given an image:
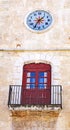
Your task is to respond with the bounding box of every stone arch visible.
[24,60,51,66]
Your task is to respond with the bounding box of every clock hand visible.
[34,13,45,29]
[40,13,45,20]
[34,21,39,28]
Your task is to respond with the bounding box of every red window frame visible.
[22,63,51,105]
[22,63,51,89]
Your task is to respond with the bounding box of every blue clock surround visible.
[26,10,53,31]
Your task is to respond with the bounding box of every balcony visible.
[8,85,62,109]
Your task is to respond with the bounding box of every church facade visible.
[0,0,70,130]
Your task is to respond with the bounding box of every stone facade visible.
[0,0,70,130]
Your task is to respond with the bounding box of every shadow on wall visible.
[11,110,61,130]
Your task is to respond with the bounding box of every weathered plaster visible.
[0,0,70,130]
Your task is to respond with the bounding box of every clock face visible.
[26,10,53,31]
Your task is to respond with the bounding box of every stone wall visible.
[0,0,70,50]
[0,0,70,130]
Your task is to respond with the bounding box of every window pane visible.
[27,72,31,77]
[31,72,35,77]
[44,84,47,89]
[39,72,48,77]
[26,84,35,89]
[39,72,44,77]
[44,72,47,77]
[38,78,47,83]
[27,78,35,83]
[27,72,35,77]
[38,84,47,89]
[26,84,30,89]
[30,84,35,89]
[38,84,44,89]
[30,78,35,83]
[39,78,44,83]
[39,72,47,77]
[44,78,47,83]
[27,78,30,83]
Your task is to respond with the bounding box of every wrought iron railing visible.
[8,85,62,108]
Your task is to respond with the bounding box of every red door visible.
[22,63,51,105]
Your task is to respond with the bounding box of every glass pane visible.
[39,72,44,77]
[38,84,47,89]
[27,77,35,83]
[39,78,44,83]
[26,84,35,89]
[44,84,47,89]
[44,72,48,77]
[27,72,31,77]
[26,84,30,89]
[30,84,35,89]
[27,78,30,83]
[44,78,47,83]
[38,84,44,89]
[39,72,48,77]
[27,72,35,77]
[30,78,35,83]
[31,72,35,77]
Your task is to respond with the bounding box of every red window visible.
[22,63,51,105]
[25,71,48,89]
[22,63,51,89]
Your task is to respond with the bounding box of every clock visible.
[26,10,53,31]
